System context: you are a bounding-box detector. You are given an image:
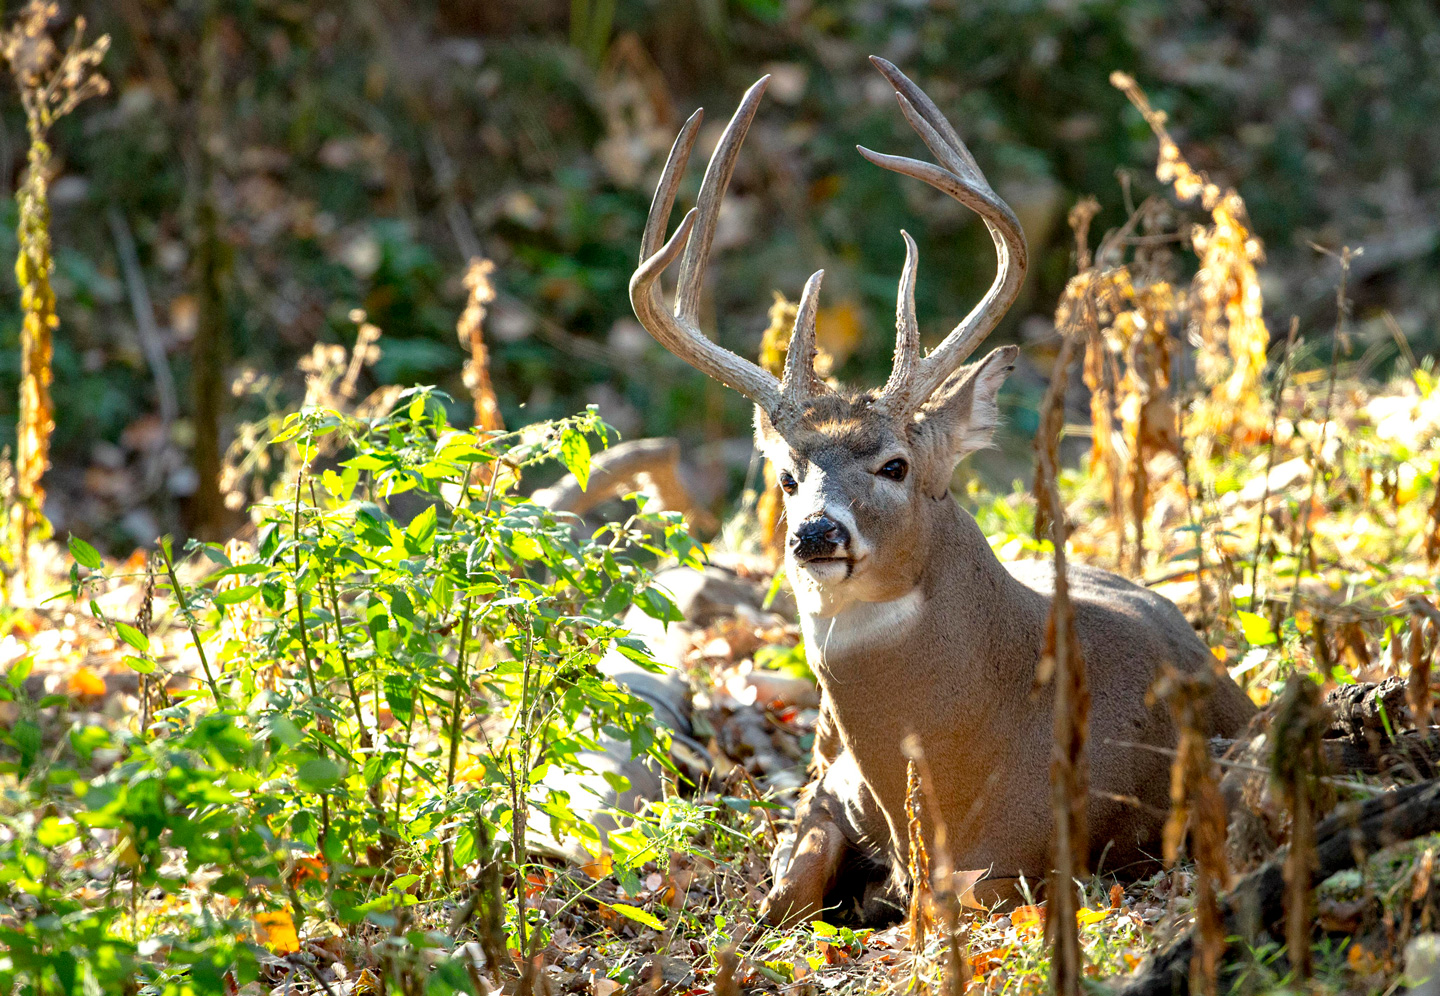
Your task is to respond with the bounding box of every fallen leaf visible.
[580,853,613,880]
[67,666,106,698]
[254,910,299,954]
[1011,904,1045,936]
[1109,883,1124,909]
[970,946,1012,977]
[592,978,621,996]
[954,868,988,910]
[1076,907,1111,926]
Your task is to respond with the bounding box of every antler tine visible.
[676,75,770,323]
[640,108,703,262]
[878,231,921,414]
[629,78,785,415]
[860,57,1029,413]
[781,269,825,404]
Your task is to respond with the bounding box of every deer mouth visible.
[797,555,860,580]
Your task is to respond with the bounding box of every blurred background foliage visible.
[1,0,1438,551]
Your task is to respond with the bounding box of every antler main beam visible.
[629,76,827,423]
[861,56,1029,417]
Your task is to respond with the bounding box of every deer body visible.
[627,58,1255,925]
[784,494,1254,921]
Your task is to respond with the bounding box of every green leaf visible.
[405,504,438,552]
[7,656,33,688]
[634,586,683,624]
[213,585,259,605]
[297,757,343,791]
[607,903,664,931]
[509,533,545,561]
[560,428,591,491]
[123,656,156,675]
[68,535,102,570]
[1236,610,1277,647]
[115,622,150,653]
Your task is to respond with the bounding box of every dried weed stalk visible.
[1249,318,1300,611]
[1155,667,1230,996]
[1111,72,1268,453]
[904,757,934,952]
[459,257,504,433]
[1269,675,1333,979]
[902,735,970,996]
[0,0,108,590]
[1036,251,1090,995]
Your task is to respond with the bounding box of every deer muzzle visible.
[791,514,850,563]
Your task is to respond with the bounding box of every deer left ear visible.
[910,345,1018,465]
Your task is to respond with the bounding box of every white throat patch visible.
[801,588,925,670]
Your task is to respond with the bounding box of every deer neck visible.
[797,496,1038,687]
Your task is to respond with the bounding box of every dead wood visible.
[530,437,715,531]
[1118,777,1440,996]
[1325,676,1410,742]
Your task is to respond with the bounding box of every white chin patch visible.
[798,559,851,584]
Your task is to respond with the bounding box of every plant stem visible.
[157,539,223,704]
[443,597,475,888]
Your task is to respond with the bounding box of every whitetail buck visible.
[630,58,1256,924]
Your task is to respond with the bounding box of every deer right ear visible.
[910,345,1018,467]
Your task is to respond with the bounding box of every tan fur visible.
[756,352,1256,926]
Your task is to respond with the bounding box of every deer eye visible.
[877,458,908,482]
[778,470,799,495]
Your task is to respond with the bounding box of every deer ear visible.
[911,345,1018,463]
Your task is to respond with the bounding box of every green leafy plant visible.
[1,395,706,993]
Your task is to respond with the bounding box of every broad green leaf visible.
[115,622,149,653]
[406,504,438,552]
[67,535,102,570]
[123,656,156,675]
[560,428,591,491]
[634,586,683,624]
[296,757,343,791]
[7,656,33,688]
[213,585,260,605]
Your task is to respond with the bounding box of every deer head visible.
[630,58,1028,614]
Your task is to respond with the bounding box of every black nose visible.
[791,515,849,561]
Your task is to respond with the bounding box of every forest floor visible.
[5,364,1440,996]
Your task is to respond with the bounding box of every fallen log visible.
[1118,778,1440,996]
[1324,677,1410,742]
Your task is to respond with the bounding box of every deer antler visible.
[630,76,828,424]
[859,56,1029,418]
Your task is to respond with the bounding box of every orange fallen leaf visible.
[970,946,1012,977]
[289,856,328,886]
[67,667,106,698]
[524,870,552,898]
[580,853,613,880]
[1109,883,1124,909]
[1348,943,1383,975]
[1011,904,1045,936]
[254,910,300,954]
